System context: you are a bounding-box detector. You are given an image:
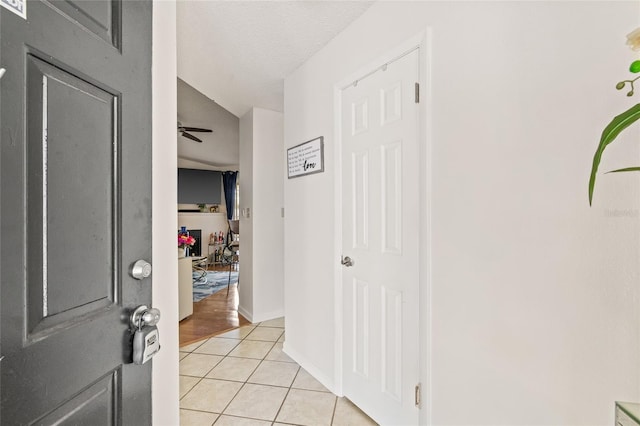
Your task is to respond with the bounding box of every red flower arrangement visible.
[178,233,196,248]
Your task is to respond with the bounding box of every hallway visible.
[179,263,248,346]
[179,318,377,425]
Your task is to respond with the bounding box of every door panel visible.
[352,278,370,378]
[26,54,117,336]
[1,0,152,424]
[381,141,402,254]
[35,369,120,425]
[342,49,420,425]
[44,0,122,48]
[352,150,369,249]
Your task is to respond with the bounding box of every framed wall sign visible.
[287,136,324,179]
[1,0,26,19]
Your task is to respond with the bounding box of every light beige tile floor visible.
[179,318,377,426]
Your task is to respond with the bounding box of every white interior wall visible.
[238,108,285,323]
[151,0,179,424]
[284,2,640,425]
[238,110,254,319]
[178,212,228,256]
[252,108,285,321]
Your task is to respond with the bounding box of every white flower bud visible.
[626,27,640,51]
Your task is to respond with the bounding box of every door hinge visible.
[415,82,420,103]
[415,383,421,408]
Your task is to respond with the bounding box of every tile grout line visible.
[214,324,258,423]
[233,329,285,423]
[180,322,292,424]
[329,394,339,426]
[182,320,375,425]
[216,380,248,422]
[180,353,226,382]
[180,326,247,417]
[214,323,284,423]
[179,376,204,402]
[271,362,301,425]
[178,344,214,402]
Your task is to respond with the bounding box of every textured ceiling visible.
[176,1,374,117]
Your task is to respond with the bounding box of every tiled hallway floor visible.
[179,317,377,426]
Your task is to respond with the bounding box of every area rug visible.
[192,271,239,302]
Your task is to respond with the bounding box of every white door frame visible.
[332,29,434,425]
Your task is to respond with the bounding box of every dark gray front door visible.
[0,0,153,424]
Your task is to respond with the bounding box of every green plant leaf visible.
[589,103,640,205]
[631,61,640,73]
[606,166,640,173]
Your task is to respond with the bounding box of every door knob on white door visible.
[341,256,354,267]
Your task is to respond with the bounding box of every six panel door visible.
[341,48,421,425]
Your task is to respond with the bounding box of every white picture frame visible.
[287,136,325,179]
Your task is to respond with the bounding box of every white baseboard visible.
[282,342,339,395]
[237,304,254,323]
[237,306,285,325]
[251,309,285,324]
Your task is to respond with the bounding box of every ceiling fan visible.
[178,122,212,143]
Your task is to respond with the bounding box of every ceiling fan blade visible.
[181,127,212,133]
[181,131,202,143]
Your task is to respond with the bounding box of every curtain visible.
[222,171,238,221]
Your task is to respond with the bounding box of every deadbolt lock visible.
[131,260,152,280]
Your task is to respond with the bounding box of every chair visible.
[221,220,239,295]
[191,256,208,283]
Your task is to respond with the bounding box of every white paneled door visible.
[341,48,420,425]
